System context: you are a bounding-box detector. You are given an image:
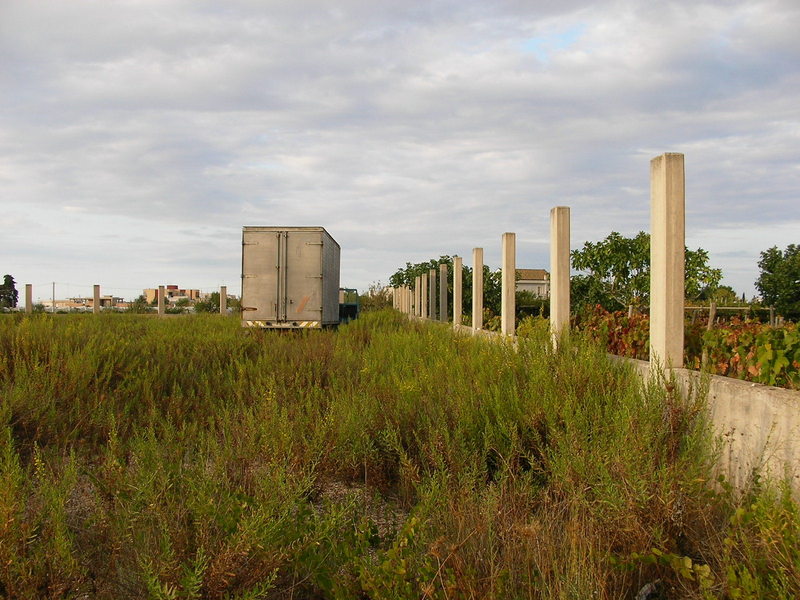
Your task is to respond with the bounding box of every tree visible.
[756,244,800,317]
[194,292,220,313]
[570,231,722,312]
[389,257,504,319]
[0,274,18,308]
[126,294,152,313]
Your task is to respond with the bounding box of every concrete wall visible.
[618,357,800,492]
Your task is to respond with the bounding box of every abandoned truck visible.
[241,226,341,329]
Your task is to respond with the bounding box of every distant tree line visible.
[388,235,800,322]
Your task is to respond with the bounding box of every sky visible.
[1,0,798,303]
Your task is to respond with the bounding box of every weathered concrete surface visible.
[25,284,32,314]
[420,275,428,319]
[621,357,800,492]
[453,256,463,326]
[428,269,436,321]
[220,286,228,314]
[501,233,516,336]
[472,248,483,330]
[650,153,685,368]
[93,285,100,315]
[158,285,165,316]
[439,263,448,323]
[550,207,570,342]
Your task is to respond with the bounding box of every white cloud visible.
[1,0,797,298]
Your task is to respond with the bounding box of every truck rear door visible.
[242,229,279,321]
[285,230,323,323]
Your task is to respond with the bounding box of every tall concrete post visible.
[25,284,32,314]
[650,153,685,369]
[550,207,571,342]
[453,256,462,326]
[421,274,428,319]
[406,286,412,314]
[428,268,436,320]
[220,286,227,314]
[416,276,422,316]
[93,284,100,314]
[501,232,516,336]
[439,263,448,322]
[158,285,165,316]
[472,248,483,331]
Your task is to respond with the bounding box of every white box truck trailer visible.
[241,226,341,329]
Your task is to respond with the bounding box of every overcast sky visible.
[2,0,798,303]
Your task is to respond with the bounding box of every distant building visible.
[516,269,549,298]
[41,296,124,310]
[144,286,201,304]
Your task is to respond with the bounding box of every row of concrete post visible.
[393,152,685,369]
[21,284,230,316]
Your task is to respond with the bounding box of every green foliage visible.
[126,295,152,313]
[0,312,797,598]
[359,282,392,312]
[571,231,723,312]
[0,274,18,309]
[578,308,800,389]
[194,292,239,314]
[193,292,220,313]
[389,257,504,319]
[571,231,651,310]
[700,318,800,388]
[756,244,800,318]
[574,305,650,359]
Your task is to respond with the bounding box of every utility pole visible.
[52,282,55,314]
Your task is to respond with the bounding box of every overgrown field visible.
[0,311,798,599]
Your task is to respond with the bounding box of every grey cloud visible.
[1,0,797,297]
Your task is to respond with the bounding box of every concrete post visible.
[453,256,462,326]
[649,152,684,369]
[439,263,448,322]
[550,207,571,342]
[93,284,100,314]
[421,274,428,319]
[220,286,227,314]
[25,284,32,314]
[472,248,483,331]
[428,268,436,320]
[406,286,412,314]
[416,276,422,316]
[501,232,516,336]
[158,285,165,316]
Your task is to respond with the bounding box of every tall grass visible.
[0,311,797,598]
